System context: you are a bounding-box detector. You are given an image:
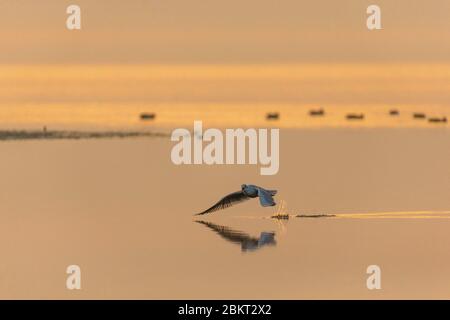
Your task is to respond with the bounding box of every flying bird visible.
[195,220,276,252]
[196,184,277,215]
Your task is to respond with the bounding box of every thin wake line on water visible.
[332,210,450,219]
[230,210,450,220]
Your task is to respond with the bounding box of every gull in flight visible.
[196,184,277,215]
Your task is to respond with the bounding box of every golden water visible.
[0,64,449,129]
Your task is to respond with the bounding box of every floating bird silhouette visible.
[413,112,426,119]
[196,184,277,215]
[389,109,399,116]
[195,220,276,252]
[266,112,280,120]
[428,117,447,123]
[346,113,365,120]
[309,108,325,116]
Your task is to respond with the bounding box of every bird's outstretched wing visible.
[195,191,250,215]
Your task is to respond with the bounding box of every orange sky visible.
[0,0,449,63]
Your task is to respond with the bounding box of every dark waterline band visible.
[0,130,169,141]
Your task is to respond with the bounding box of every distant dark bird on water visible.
[428,117,447,123]
[389,109,399,116]
[309,109,325,116]
[266,112,279,120]
[140,112,156,120]
[195,220,276,252]
[196,184,277,215]
[413,113,426,119]
[346,113,364,120]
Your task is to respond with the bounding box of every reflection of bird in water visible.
[196,184,277,215]
[195,220,276,252]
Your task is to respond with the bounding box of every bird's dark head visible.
[241,184,247,190]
